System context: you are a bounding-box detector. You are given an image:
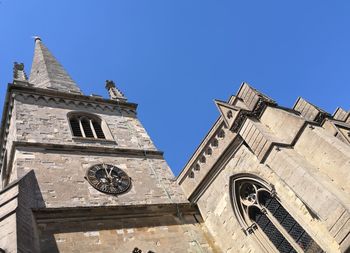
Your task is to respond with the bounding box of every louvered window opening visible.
[69,118,83,137]
[81,118,94,138]
[69,116,106,139]
[92,121,105,139]
[233,179,323,253]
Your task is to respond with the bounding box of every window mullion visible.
[263,208,304,253]
[79,119,86,138]
[89,119,98,139]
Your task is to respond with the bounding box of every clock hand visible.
[108,166,113,178]
[102,163,110,179]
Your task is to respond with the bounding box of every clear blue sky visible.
[0,1,349,175]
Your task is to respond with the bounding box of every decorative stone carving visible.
[13,62,28,81]
[105,80,127,102]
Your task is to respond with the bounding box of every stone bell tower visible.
[0,38,215,253]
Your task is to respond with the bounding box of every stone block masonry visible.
[36,213,216,253]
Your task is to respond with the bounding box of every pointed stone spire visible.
[105,80,127,102]
[13,62,28,81]
[29,37,82,94]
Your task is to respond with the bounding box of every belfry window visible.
[231,175,323,253]
[68,113,107,139]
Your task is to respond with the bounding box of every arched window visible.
[230,174,323,253]
[68,113,108,139]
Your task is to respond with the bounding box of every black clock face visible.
[86,164,131,195]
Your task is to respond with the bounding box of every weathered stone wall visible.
[195,145,260,253]
[0,90,210,253]
[7,91,188,207]
[294,125,350,194]
[0,186,17,253]
[265,146,349,252]
[14,149,186,208]
[38,214,215,253]
[16,171,41,253]
[0,171,41,253]
[14,93,156,151]
[180,101,350,252]
[196,144,340,253]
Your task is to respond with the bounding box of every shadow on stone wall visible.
[19,170,58,252]
[34,207,201,253]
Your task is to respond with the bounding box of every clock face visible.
[86,164,131,195]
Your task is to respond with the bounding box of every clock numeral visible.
[91,166,99,172]
[110,187,117,193]
[91,178,99,184]
[96,181,104,188]
[100,184,109,192]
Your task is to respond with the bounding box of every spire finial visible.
[32,36,41,42]
[105,80,127,102]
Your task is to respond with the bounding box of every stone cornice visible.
[33,203,198,223]
[10,83,138,111]
[188,136,244,203]
[2,141,164,186]
[12,141,164,158]
[177,116,224,181]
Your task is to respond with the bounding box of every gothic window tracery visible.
[68,113,109,140]
[231,175,323,253]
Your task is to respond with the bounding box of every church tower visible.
[0,38,215,253]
